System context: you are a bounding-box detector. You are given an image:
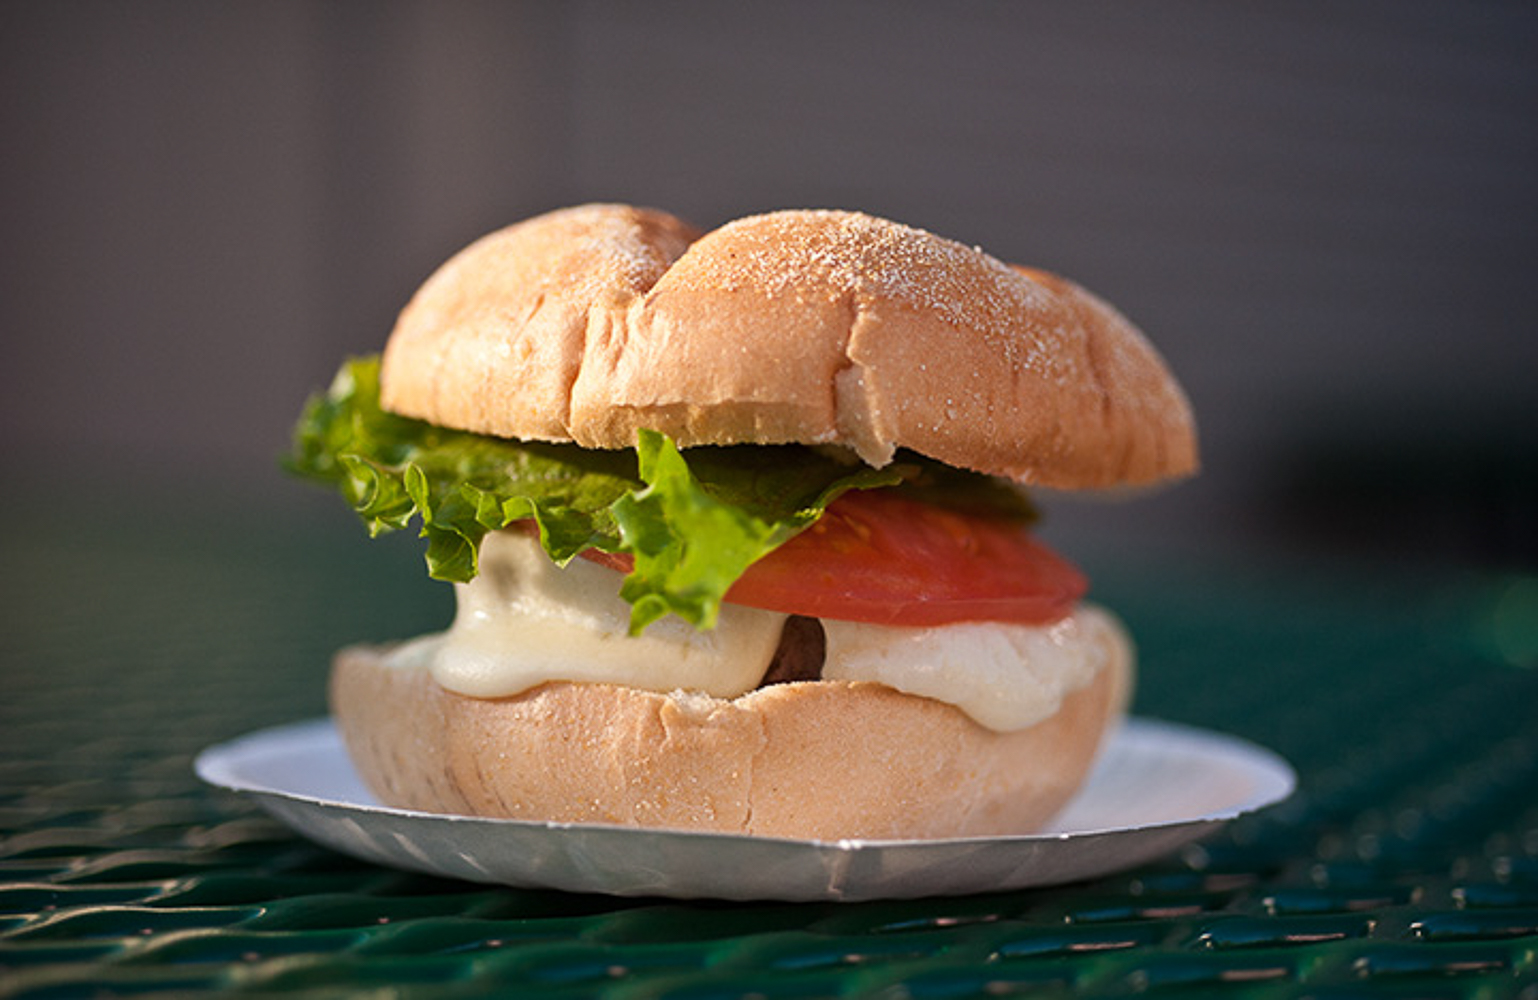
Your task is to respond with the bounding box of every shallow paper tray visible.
[196,717,1294,902]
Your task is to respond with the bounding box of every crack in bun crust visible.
[330,644,1123,840]
[380,204,1197,489]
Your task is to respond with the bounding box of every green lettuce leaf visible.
[286,356,1033,632]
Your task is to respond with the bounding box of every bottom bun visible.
[329,643,1125,841]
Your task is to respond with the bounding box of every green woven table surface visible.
[3,470,1536,999]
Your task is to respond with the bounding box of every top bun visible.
[380,204,1196,489]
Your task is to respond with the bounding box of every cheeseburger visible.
[288,204,1197,841]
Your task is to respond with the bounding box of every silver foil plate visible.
[196,716,1295,901]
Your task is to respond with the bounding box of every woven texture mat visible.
[3,479,1536,998]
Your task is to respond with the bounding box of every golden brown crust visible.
[329,644,1121,840]
[379,204,1196,489]
[380,204,701,443]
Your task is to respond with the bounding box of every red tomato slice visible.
[579,489,1086,626]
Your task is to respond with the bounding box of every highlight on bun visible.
[381,204,1196,490]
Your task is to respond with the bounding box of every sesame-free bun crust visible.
[381,204,1196,489]
[330,643,1123,840]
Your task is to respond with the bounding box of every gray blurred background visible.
[3,0,1535,568]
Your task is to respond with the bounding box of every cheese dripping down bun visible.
[329,204,1198,841]
[333,530,1134,839]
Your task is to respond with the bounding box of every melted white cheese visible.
[422,529,787,698]
[821,606,1131,731]
[400,528,1131,731]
